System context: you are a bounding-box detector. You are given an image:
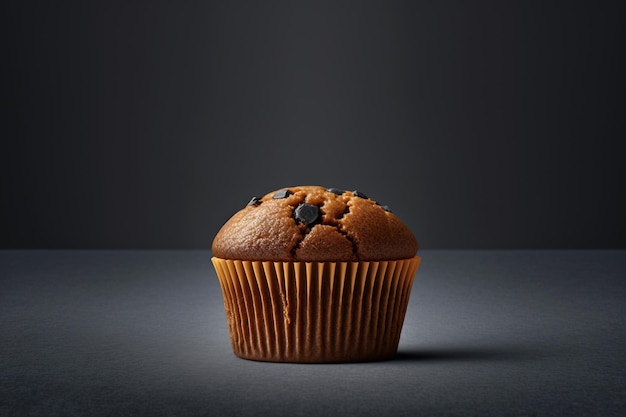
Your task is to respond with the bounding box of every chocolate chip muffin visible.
[211,186,421,363]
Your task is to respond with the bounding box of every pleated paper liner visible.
[212,256,421,363]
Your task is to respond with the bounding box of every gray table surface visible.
[1,250,625,417]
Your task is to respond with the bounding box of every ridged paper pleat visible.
[212,256,421,363]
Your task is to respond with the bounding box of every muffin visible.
[211,185,420,363]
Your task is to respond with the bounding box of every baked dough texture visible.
[212,185,418,262]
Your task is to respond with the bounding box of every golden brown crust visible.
[212,185,418,261]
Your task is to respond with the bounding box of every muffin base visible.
[211,256,421,363]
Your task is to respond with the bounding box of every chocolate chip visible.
[247,196,261,206]
[327,188,345,195]
[273,189,291,199]
[294,204,319,226]
[353,190,369,199]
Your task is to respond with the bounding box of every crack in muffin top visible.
[212,185,418,262]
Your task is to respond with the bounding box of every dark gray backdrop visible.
[2,1,624,250]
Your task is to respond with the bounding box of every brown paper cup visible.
[211,256,421,363]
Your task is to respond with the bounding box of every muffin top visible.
[212,186,418,262]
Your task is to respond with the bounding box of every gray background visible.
[2,0,625,250]
[2,250,625,417]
